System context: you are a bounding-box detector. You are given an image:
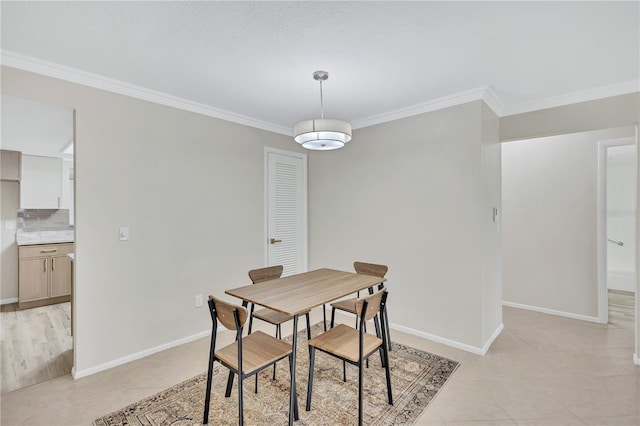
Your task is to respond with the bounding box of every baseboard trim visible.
[328,308,503,356]
[481,323,504,355]
[72,329,211,379]
[503,301,600,323]
[390,322,503,356]
[0,297,18,305]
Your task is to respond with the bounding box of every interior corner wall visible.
[1,66,300,375]
[308,100,501,350]
[502,126,635,318]
[481,104,502,345]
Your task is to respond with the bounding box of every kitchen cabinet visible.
[20,154,62,209]
[18,242,74,309]
[0,149,21,181]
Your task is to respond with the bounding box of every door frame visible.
[596,134,638,325]
[263,147,308,272]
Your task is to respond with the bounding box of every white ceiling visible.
[1,1,638,136]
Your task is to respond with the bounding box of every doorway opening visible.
[0,95,76,393]
[598,138,637,328]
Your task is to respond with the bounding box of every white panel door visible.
[266,148,307,276]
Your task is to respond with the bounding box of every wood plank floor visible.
[608,289,635,328]
[0,302,72,394]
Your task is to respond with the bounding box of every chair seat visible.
[253,307,311,325]
[252,307,294,325]
[216,331,292,374]
[308,324,382,363]
[330,298,357,314]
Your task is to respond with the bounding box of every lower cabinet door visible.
[50,255,72,297]
[19,257,49,302]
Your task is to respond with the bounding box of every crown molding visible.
[350,85,503,130]
[3,49,637,133]
[502,79,640,116]
[0,50,293,136]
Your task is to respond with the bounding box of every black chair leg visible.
[225,370,235,397]
[238,375,244,426]
[203,334,216,424]
[384,344,393,405]
[322,305,327,331]
[290,354,300,420]
[306,347,316,411]
[358,357,364,426]
[305,312,312,340]
[248,303,255,334]
[384,305,392,351]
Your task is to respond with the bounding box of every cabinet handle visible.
[41,249,57,253]
[52,258,55,271]
[44,258,47,272]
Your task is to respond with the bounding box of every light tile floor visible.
[0,306,638,425]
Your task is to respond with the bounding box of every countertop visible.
[16,230,75,246]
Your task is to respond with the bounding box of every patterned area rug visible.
[94,323,459,425]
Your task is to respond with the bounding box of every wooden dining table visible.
[225,268,387,425]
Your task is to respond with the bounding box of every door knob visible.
[270,238,282,244]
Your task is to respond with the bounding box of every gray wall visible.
[2,66,301,375]
[308,100,502,350]
[502,127,635,318]
[501,93,639,142]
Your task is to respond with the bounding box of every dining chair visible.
[330,262,392,351]
[203,296,298,425]
[247,265,311,383]
[306,290,393,426]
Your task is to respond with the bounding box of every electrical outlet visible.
[195,294,203,308]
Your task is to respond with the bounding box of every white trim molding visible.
[72,329,213,379]
[390,321,503,356]
[3,49,638,135]
[1,50,292,137]
[503,301,600,323]
[482,323,504,355]
[351,85,504,129]
[0,297,18,305]
[503,80,640,116]
[634,353,640,365]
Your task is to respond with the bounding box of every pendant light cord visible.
[319,80,324,119]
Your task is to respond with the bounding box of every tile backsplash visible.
[17,209,73,232]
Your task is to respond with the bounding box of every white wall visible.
[1,66,302,375]
[308,100,502,351]
[502,127,635,319]
[607,145,637,293]
[1,181,19,302]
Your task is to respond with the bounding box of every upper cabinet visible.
[20,155,63,209]
[1,149,22,181]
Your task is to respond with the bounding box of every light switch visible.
[4,220,15,231]
[119,227,130,241]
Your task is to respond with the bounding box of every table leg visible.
[289,314,299,424]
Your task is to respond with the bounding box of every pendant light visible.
[293,71,352,150]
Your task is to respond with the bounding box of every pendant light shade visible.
[293,71,352,151]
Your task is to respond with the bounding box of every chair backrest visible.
[355,290,387,322]
[248,265,284,284]
[209,296,248,330]
[353,262,388,278]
